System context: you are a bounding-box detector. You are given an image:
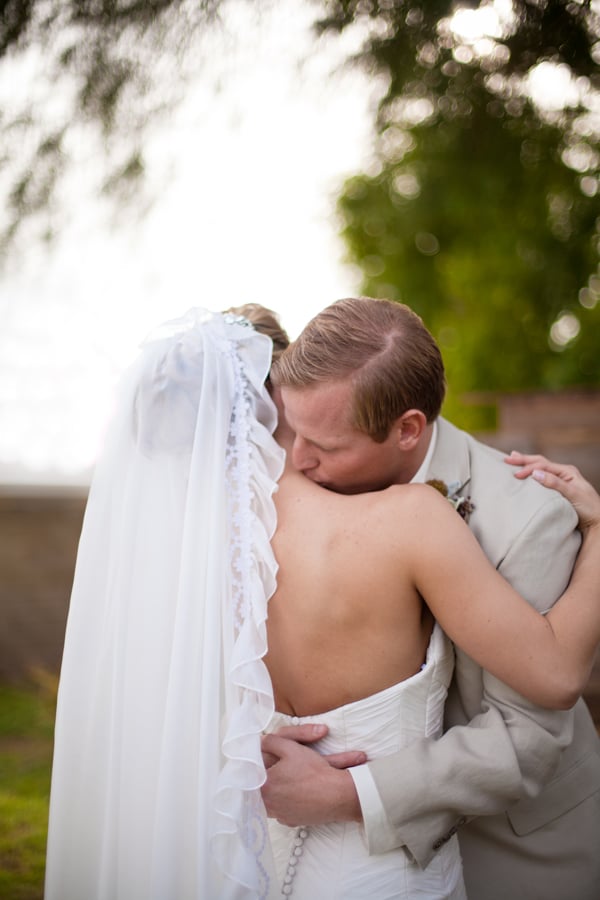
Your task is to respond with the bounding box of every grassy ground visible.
[0,675,56,900]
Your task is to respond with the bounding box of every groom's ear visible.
[393,409,428,450]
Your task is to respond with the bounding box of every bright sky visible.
[1,0,592,485]
[0,1,378,484]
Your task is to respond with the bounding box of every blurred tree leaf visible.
[0,0,233,253]
[318,0,600,425]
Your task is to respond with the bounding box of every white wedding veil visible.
[45,309,285,900]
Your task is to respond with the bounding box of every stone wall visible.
[0,490,86,682]
[474,388,600,490]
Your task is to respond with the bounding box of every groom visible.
[262,297,600,900]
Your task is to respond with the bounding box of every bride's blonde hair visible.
[224,303,290,367]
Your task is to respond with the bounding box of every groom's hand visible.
[261,725,366,826]
[261,723,364,769]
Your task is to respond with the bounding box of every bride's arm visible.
[406,463,600,709]
[504,453,600,703]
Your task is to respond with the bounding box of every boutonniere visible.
[426,479,475,523]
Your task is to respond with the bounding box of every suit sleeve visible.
[365,493,581,867]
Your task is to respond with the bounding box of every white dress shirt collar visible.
[410,420,438,484]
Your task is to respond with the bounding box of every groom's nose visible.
[291,435,319,474]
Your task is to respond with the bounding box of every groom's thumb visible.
[325,750,368,769]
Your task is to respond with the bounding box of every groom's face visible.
[280,379,406,494]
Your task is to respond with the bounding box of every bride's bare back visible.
[266,450,600,715]
[266,468,434,716]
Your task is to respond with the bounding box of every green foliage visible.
[316,2,600,98]
[322,0,600,422]
[0,683,56,900]
[338,110,600,415]
[0,682,55,739]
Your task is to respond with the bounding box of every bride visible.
[45,306,600,900]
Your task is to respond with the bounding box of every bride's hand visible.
[505,451,600,533]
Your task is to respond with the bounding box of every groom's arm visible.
[364,675,574,865]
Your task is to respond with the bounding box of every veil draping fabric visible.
[44,309,285,900]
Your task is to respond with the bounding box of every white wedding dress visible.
[267,625,467,900]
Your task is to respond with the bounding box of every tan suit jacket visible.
[368,418,600,900]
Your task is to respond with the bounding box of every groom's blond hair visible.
[271,297,445,442]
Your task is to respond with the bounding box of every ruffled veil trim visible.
[45,309,285,900]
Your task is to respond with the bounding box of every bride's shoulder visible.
[373,482,460,531]
[381,481,450,507]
